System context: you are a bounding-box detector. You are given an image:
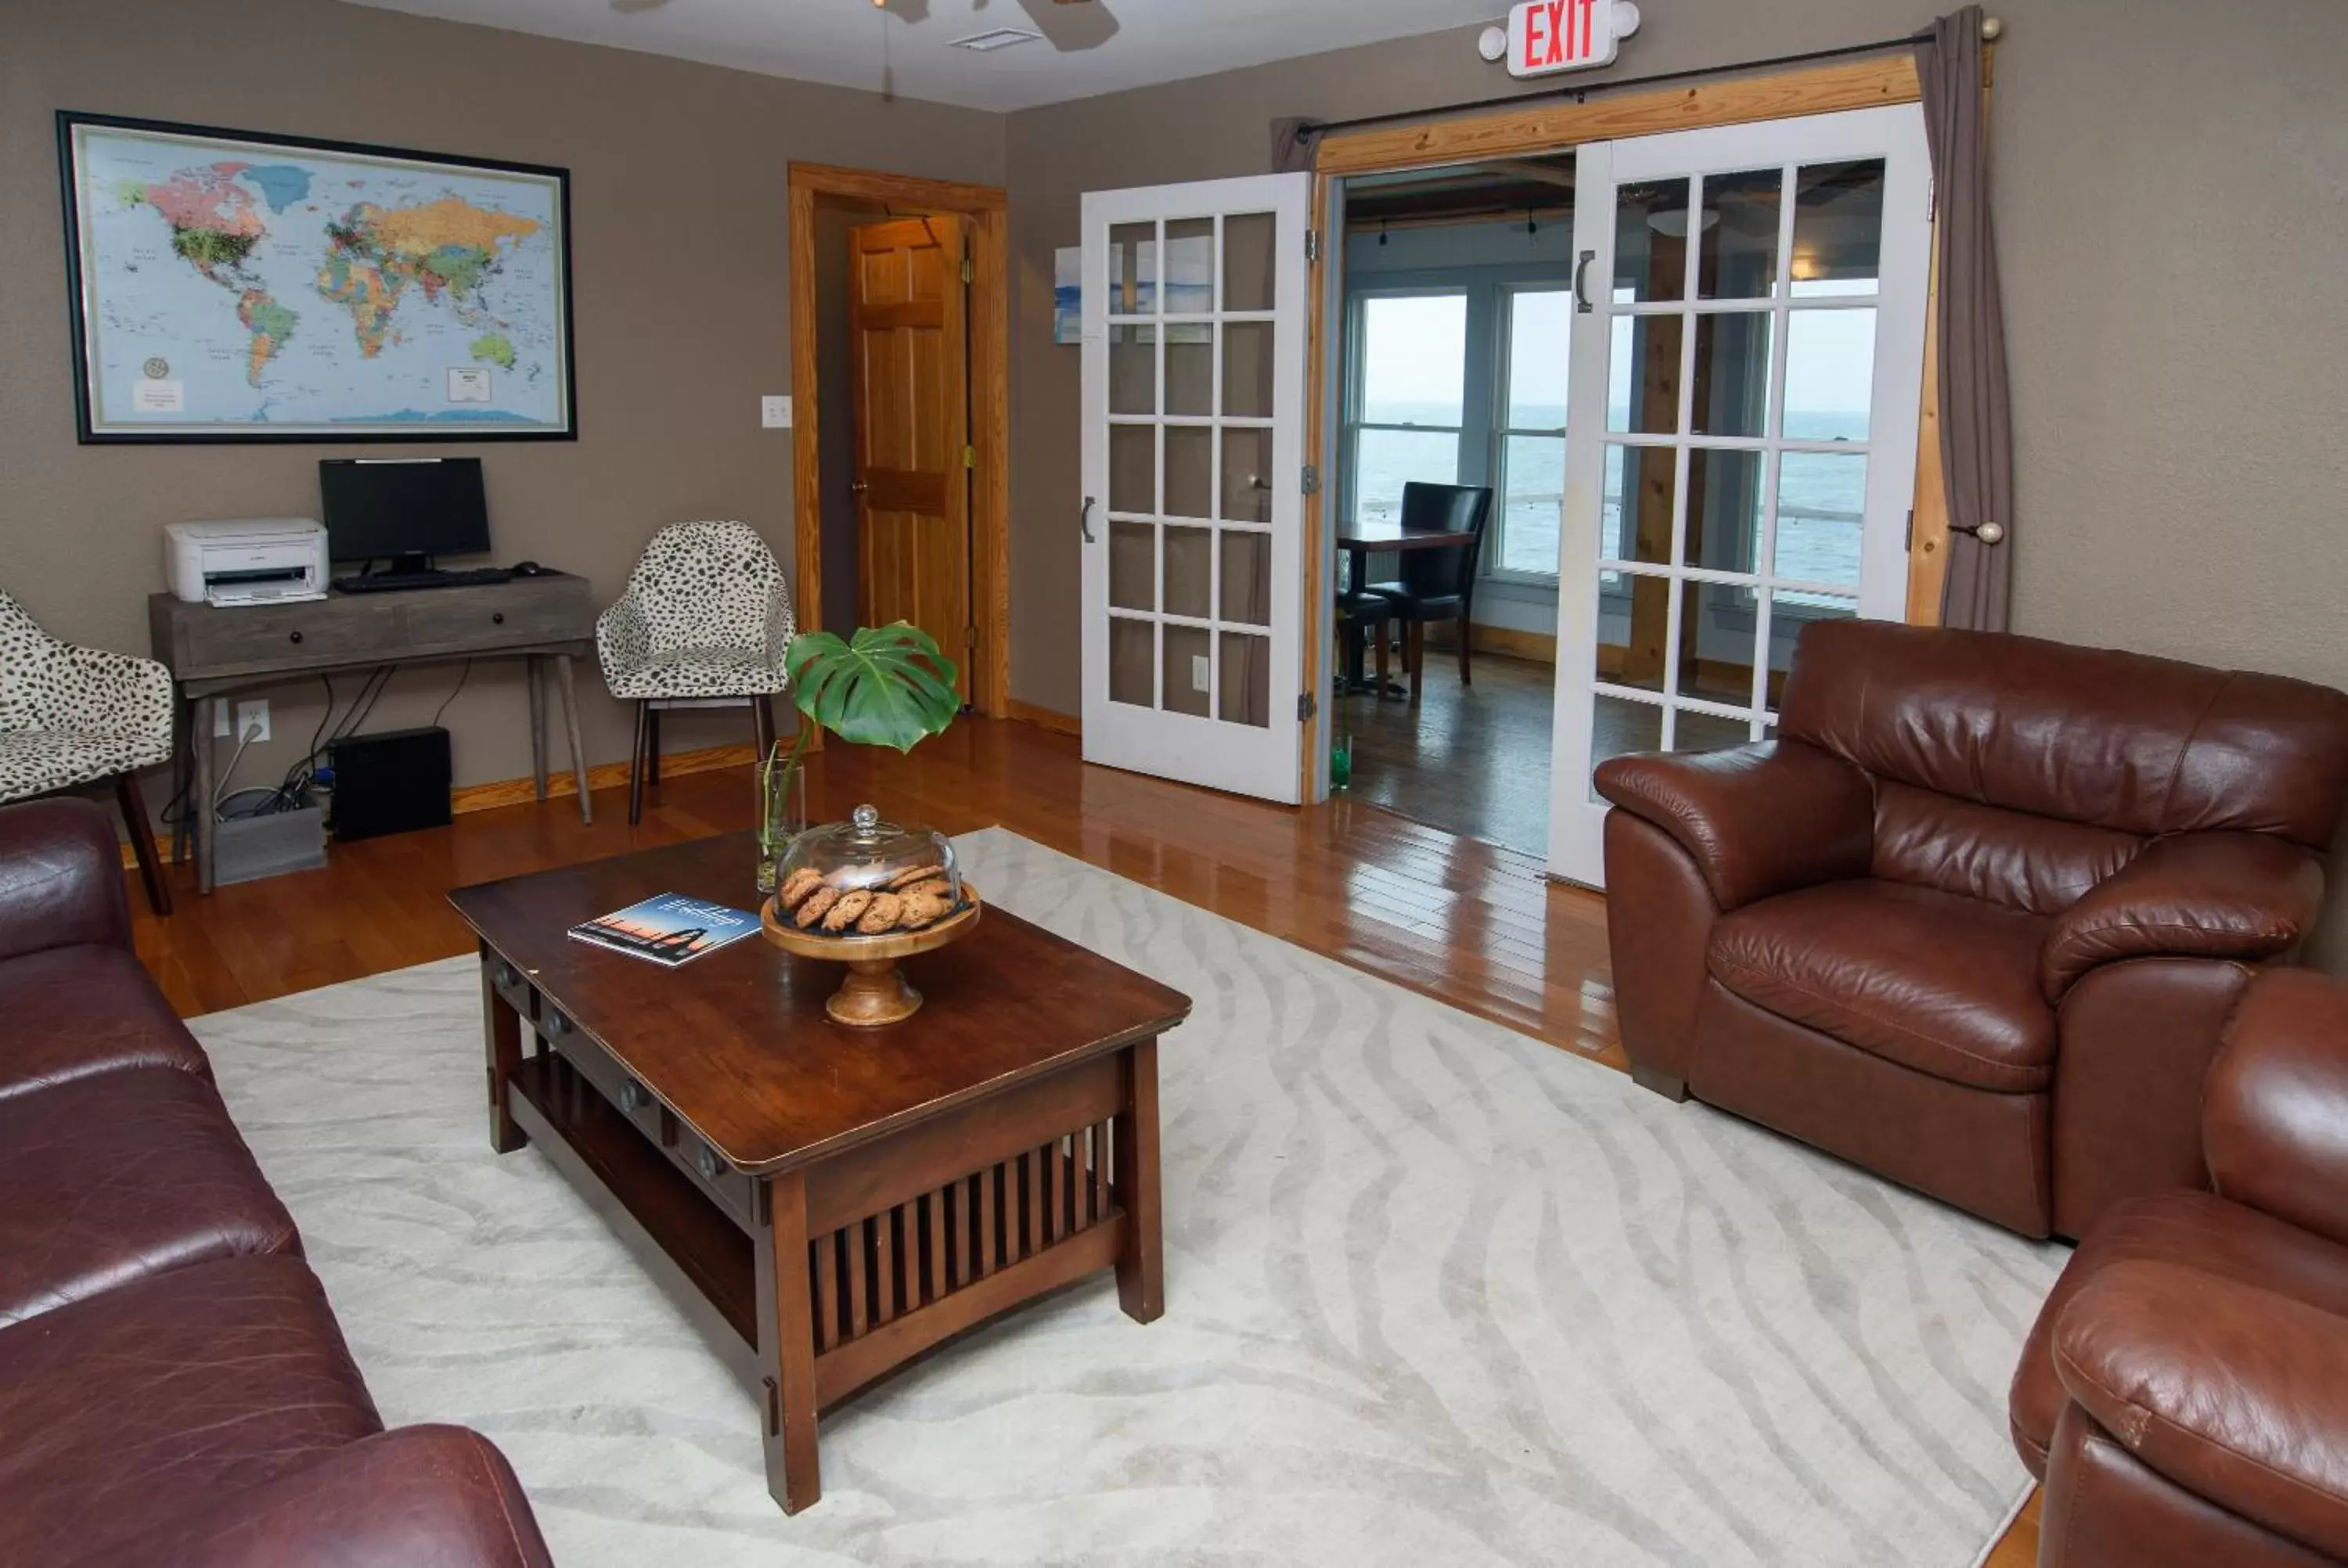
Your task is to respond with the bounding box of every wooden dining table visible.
[1334,516,1481,696]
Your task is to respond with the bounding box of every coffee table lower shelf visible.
[488,999,1168,1515]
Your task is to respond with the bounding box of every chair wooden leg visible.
[627,700,650,826]
[644,706,662,786]
[1374,621,1390,692]
[1457,613,1473,685]
[1406,622,1424,701]
[752,694,776,761]
[114,772,171,918]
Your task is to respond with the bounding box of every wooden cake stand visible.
[760,888,982,1027]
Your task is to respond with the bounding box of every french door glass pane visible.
[1163,623,1212,716]
[1108,224,1156,313]
[1220,530,1270,624]
[1604,444,1676,566]
[1590,694,1663,800]
[1223,321,1274,418]
[1354,427,1460,525]
[1500,434,1565,574]
[1685,448,1763,572]
[1676,579,1756,707]
[1165,426,1212,520]
[1691,313,1774,438]
[1506,290,1573,430]
[1109,423,1154,513]
[1165,330,1213,416]
[1223,213,1277,311]
[1784,308,1876,439]
[1673,707,1752,751]
[1164,525,1212,617]
[1776,452,1867,587]
[1164,218,1215,313]
[1222,428,1271,523]
[1109,521,1154,611]
[1612,179,1690,302]
[1219,631,1270,727]
[1698,169,1783,300]
[1109,325,1155,414]
[1608,315,1684,433]
[1792,160,1886,297]
[1109,617,1154,707]
[1359,294,1467,425]
[1766,594,1858,709]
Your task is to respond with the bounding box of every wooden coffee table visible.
[449,833,1191,1513]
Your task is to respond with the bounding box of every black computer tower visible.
[328,726,453,841]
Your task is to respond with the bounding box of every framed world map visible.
[58,112,575,443]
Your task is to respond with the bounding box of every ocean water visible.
[1356,402,1869,589]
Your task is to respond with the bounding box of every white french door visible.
[1079,173,1312,803]
[1547,106,1932,886]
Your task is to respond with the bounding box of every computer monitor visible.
[318,457,492,568]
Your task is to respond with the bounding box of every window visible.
[1493,287,1571,577]
[1346,291,1467,527]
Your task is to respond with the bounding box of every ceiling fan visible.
[609,0,1118,54]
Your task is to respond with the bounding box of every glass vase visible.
[755,742,809,900]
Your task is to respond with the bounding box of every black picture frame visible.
[56,110,578,445]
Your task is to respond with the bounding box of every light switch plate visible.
[761,394,793,429]
[1191,654,1212,692]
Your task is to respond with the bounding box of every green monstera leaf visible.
[785,621,960,753]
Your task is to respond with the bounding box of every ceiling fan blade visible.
[1014,0,1118,52]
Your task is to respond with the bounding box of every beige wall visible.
[1,0,1002,799]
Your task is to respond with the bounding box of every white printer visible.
[164,518,330,607]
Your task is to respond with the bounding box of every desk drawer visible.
[401,583,591,656]
[173,599,386,676]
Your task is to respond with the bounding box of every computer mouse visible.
[513,560,547,576]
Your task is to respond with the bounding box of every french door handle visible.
[1573,250,1597,314]
[1079,494,1098,544]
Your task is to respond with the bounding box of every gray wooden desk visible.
[149,574,599,894]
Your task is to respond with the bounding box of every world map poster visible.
[60,114,574,441]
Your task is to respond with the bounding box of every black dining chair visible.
[1367,481,1495,694]
[1334,586,1399,694]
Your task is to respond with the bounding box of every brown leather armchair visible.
[1596,621,2348,1239]
[2011,969,2348,1566]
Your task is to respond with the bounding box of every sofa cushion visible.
[0,944,210,1102]
[0,1255,383,1567]
[0,1068,299,1327]
[1708,878,2056,1091]
[2009,1190,2348,1476]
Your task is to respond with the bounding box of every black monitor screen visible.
[319,458,492,563]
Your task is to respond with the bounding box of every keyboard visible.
[333,567,515,594]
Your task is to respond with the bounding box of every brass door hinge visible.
[961,256,975,285]
[963,444,976,469]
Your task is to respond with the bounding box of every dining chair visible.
[1366,482,1495,695]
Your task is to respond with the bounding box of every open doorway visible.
[1327,155,1577,857]
[787,164,1010,721]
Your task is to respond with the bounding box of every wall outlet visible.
[761,394,793,429]
[217,699,271,743]
[1191,653,1212,693]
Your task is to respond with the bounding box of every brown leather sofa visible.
[0,797,553,1568]
[1597,621,2348,1239]
[2011,967,2348,1566]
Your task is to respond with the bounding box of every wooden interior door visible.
[851,214,972,699]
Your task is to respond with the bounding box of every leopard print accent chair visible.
[596,521,796,824]
[0,587,175,913]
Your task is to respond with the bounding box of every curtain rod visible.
[1300,19,2000,142]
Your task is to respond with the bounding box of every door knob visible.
[851,480,870,494]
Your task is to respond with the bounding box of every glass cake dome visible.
[769,804,965,939]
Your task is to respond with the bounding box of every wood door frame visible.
[788,162,1010,742]
[1301,50,1987,793]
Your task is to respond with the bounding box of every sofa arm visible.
[2204,969,2348,1249]
[78,1425,553,1568]
[0,797,131,959]
[2055,1258,2348,1562]
[2040,833,2323,1001]
[1594,739,1873,912]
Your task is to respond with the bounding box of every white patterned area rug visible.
[188,827,2062,1567]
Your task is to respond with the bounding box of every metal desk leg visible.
[170,694,192,865]
[193,696,217,895]
[555,654,592,825]
[528,655,549,802]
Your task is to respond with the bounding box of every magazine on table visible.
[568,893,760,968]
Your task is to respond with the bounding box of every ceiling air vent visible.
[949,27,1044,52]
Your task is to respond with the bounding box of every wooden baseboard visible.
[1007,699,1081,737]
[450,742,758,814]
[1419,624,1559,664]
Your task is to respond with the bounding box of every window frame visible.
[1488,282,1575,584]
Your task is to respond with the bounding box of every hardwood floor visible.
[1337,649,1555,856]
[120,712,2036,1563]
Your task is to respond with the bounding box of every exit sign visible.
[1503,0,1642,78]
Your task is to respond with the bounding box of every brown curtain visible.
[1913,7,2013,632]
[1271,118,1324,174]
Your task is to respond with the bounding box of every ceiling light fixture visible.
[949,27,1045,52]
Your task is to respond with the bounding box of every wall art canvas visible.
[58,112,575,443]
